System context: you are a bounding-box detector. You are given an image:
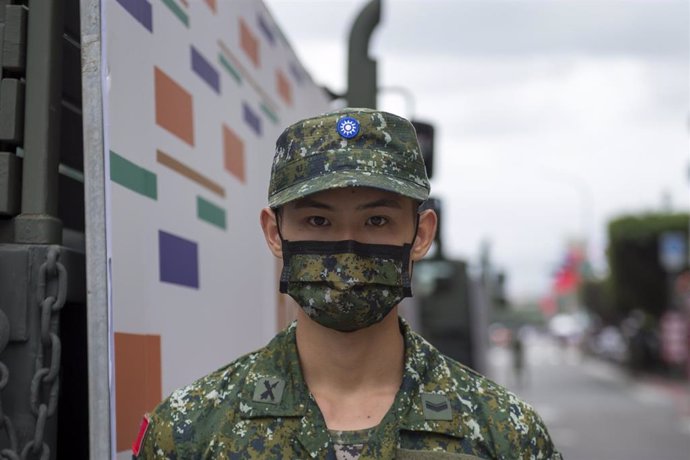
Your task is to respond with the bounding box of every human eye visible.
[307,216,330,227]
[366,215,388,227]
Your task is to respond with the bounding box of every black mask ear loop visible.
[401,208,422,298]
[272,207,286,242]
[411,211,421,248]
[273,207,292,294]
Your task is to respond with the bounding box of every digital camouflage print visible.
[268,108,430,208]
[330,428,372,460]
[280,239,413,332]
[136,318,563,459]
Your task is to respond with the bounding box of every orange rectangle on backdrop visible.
[115,332,162,453]
[223,124,245,183]
[276,69,292,106]
[204,0,217,13]
[240,18,260,68]
[155,67,195,146]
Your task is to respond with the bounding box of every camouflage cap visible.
[268,107,430,208]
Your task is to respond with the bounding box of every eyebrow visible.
[291,197,402,211]
[292,199,333,210]
[356,199,402,210]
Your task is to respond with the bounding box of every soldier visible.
[134,108,562,459]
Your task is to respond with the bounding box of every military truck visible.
[0,0,329,457]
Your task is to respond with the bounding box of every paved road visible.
[487,334,690,460]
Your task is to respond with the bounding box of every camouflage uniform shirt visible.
[137,319,562,459]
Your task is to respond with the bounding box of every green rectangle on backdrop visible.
[110,150,157,200]
[219,54,242,84]
[260,103,279,124]
[161,0,189,27]
[197,196,226,229]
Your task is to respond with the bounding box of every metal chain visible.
[0,361,19,459]
[20,247,66,460]
[0,304,18,460]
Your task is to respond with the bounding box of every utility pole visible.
[347,0,381,108]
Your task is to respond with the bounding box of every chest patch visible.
[252,377,285,405]
[421,393,452,421]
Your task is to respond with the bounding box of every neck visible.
[295,308,405,396]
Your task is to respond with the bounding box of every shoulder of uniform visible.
[138,348,262,455]
[406,334,558,457]
[163,348,261,415]
[443,357,558,456]
[135,326,303,457]
[439,354,534,418]
[152,324,295,420]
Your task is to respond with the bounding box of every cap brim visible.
[268,170,429,208]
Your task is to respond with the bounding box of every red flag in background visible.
[553,247,585,294]
[554,266,578,293]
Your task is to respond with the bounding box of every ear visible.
[260,207,283,259]
[411,209,437,261]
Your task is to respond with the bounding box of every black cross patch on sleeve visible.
[252,377,285,405]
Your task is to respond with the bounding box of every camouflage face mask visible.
[280,240,413,332]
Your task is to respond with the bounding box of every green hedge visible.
[607,213,688,319]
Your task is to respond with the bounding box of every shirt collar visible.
[238,321,309,419]
[395,318,469,440]
[238,317,473,441]
[237,321,331,457]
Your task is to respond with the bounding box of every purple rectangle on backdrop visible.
[289,62,304,84]
[243,102,262,136]
[159,230,199,289]
[191,46,220,93]
[115,0,153,32]
[257,14,275,45]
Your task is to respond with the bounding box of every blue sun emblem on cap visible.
[336,117,360,139]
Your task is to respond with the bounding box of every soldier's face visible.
[279,187,419,246]
[260,187,437,263]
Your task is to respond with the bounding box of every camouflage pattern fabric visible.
[330,428,373,460]
[268,108,430,208]
[136,318,563,459]
[281,240,412,332]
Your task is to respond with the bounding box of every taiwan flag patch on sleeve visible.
[132,414,150,458]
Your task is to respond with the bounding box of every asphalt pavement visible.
[487,333,690,460]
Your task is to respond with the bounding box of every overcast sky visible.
[264,0,689,300]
